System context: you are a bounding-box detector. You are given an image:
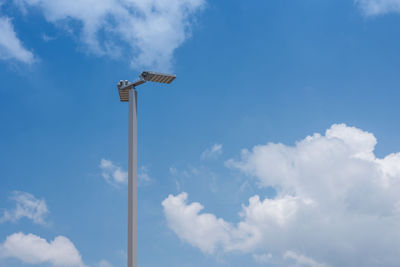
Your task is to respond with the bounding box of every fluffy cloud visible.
[162,192,232,254]
[163,124,400,266]
[0,191,48,225]
[15,0,205,70]
[0,16,34,63]
[355,0,400,15]
[201,144,223,160]
[0,232,85,267]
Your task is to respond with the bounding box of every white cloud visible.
[201,144,223,160]
[163,124,400,266]
[252,252,272,264]
[99,159,128,185]
[355,0,400,15]
[163,192,313,256]
[0,16,34,63]
[284,251,329,267]
[0,232,85,267]
[0,191,48,225]
[15,0,205,70]
[162,192,232,254]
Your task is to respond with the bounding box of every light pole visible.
[117,71,176,267]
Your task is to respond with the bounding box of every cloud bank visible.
[0,232,85,267]
[163,124,400,266]
[2,0,400,67]
[15,0,205,70]
[0,191,48,225]
[0,16,33,63]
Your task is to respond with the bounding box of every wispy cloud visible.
[100,159,151,186]
[41,33,56,42]
[138,166,151,185]
[163,124,400,266]
[96,259,113,267]
[0,232,85,267]
[169,164,219,194]
[201,144,223,160]
[0,191,48,225]
[284,251,329,267]
[355,0,400,15]
[253,253,272,264]
[99,159,128,185]
[252,253,272,264]
[0,16,34,64]
[15,0,205,70]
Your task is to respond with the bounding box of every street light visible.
[117,71,176,267]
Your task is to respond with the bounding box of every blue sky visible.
[1,0,400,267]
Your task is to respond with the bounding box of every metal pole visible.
[128,88,137,267]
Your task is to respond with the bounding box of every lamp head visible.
[140,71,176,84]
[117,71,176,102]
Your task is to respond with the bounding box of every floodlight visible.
[140,71,176,84]
[118,80,131,102]
[118,71,176,102]
[118,79,146,102]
